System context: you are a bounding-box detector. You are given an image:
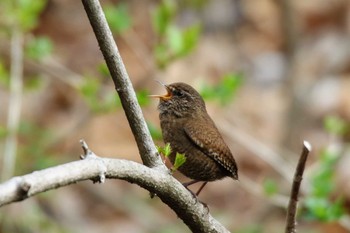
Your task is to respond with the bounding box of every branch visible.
[285,141,312,233]
[81,0,163,169]
[2,27,24,181]
[0,1,232,232]
[0,141,230,233]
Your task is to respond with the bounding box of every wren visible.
[151,82,238,196]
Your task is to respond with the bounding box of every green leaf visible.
[104,3,132,34]
[263,179,278,196]
[156,143,172,157]
[163,143,172,157]
[173,152,186,170]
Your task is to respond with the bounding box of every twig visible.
[285,141,311,233]
[0,141,230,233]
[81,0,164,169]
[2,27,24,181]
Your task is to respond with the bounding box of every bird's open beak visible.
[149,81,172,100]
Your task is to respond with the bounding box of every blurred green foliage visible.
[0,0,53,90]
[0,0,46,31]
[324,115,349,136]
[79,76,122,113]
[236,225,262,233]
[260,116,348,225]
[152,0,201,68]
[23,75,43,90]
[303,149,345,221]
[25,36,53,60]
[301,115,348,222]
[153,0,176,36]
[97,62,110,77]
[0,61,9,87]
[263,178,279,197]
[0,125,8,138]
[17,121,59,172]
[1,200,71,233]
[200,73,243,105]
[136,89,151,106]
[104,3,132,34]
[148,121,163,140]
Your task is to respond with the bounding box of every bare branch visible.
[2,27,24,181]
[285,141,312,233]
[81,0,164,169]
[0,1,232,232]
[0,142,230,233]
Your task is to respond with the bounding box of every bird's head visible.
[150,82,206,118]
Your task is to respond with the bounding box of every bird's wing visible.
[184,120,238,178]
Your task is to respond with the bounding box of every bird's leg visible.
[182,180,200,187]
[195,181,208,196]
[182,180,200,197]
[182,180,208,196]
[182,180,210,210]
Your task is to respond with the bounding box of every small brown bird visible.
[151,82,238,196]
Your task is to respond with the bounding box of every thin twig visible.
[285,141,311,233]
[2,27,24,181]
[81,0,164,169]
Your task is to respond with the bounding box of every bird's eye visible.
[173,89,184,97]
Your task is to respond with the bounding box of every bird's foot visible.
[182,180,200,198]
[182,180,210,211]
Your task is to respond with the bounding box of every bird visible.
[151,82,238,196]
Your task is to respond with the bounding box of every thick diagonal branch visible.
[81,0,163,169]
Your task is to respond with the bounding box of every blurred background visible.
[0,0,350,232]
